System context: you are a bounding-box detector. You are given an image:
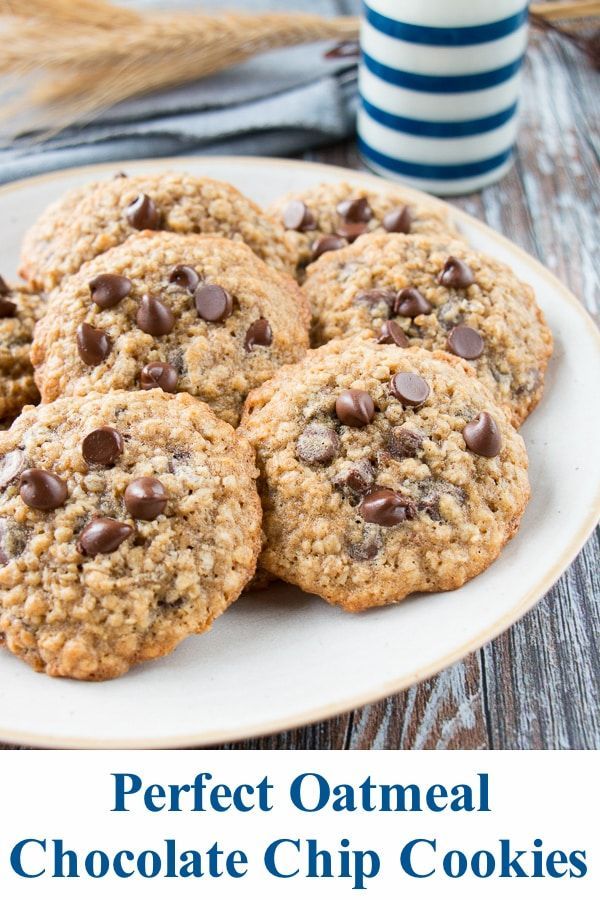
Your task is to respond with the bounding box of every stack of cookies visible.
[0,171,552,680]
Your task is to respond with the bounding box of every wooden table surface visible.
[218,22,599,751]
[2,21,598,751]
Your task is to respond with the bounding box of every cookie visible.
[244,567,275,592]
[267,180,458,278]
[31,232,310,426]
[0,276,43,420]
[20,171,295,292]
[240,339,529,612]
[303,233,553,426]
[0,390,261,680]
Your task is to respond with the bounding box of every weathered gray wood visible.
[231,24,600,751]
[1,23,598,751]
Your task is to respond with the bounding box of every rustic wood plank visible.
[279,24,600,752]
[472,27,600,749]
[347,656,489,750]
[483,532,600,749]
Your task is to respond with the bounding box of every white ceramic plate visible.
[0,157,598,748]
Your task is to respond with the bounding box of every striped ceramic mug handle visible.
[358,0,529,195]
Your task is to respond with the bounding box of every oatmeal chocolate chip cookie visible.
[20,171,295,292]
[240,340,529,612]
[0,276,43,420]
[267,180,459,278]
[0,390,261,680]
[303,233,553,426]
[31,232,310,426]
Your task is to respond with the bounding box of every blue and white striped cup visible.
[358,0,528,195]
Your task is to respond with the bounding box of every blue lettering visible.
[290,773,329,812]
[400,839,436,878]
[569,851,587,878]
[443,850,467,878]
[85,850,109,878]
[499,839,527,877]
[264,839,300,878]
[10,839,46,879]
[113,850,135,878]
[53,840,78,878]
[112,773,142,812]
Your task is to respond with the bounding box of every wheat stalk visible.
[1,0,140,26]
[0,0,360,136]
[530,1,600,20]
[3,0,596,138]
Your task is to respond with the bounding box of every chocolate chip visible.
[447,325,484,360]
[334,459,374,493]
[0,296,17,318]
[78,517,133,555]
[354,288,396,310]
[376,321,409,347]
[76,323,111,366]
[387,427,423,459]
[169,265,200,292]
[0,519,29,563]
[169,449,190,474]
[195,284,233,322]
[283,200,316,231]
[311,234,347,261]
[336,221,368,242]
[82,427,124,466]
[244,318,272,351]
[419,497,442,521]
[296,424,339,465]
[347,535,382,561]
[389,372,430,408]
[19,468,67,510]
[0,449,26,488]
[124,476,168,520]
[394,287,432,317]
[136,294,175,336]
[168,347,185,375]
[88,273,132,309]
[0,275,10,295]
[336,197,372,223]
[124,193,161,230]
[360,488,416,526]
[463,412,502,457]
[417,479,465,522]
[435,300,462,330]
[382,206,412,233]
[140,361,178,393]
[335,389,375,427]
[438,256,475,289]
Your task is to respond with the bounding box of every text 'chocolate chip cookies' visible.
[20,171,296,292]
[31,232,310,426]
[303,233,553,426]
[0,391,261,680]
[241,340,529,611]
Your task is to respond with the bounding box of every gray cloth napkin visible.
[0,0,359,184]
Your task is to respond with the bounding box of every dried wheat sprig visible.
[0,0,140,26]
[530,1,600,20]
[0,1,360,136]
[3,0,596,139]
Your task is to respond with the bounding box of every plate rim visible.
[0,154,599,749]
